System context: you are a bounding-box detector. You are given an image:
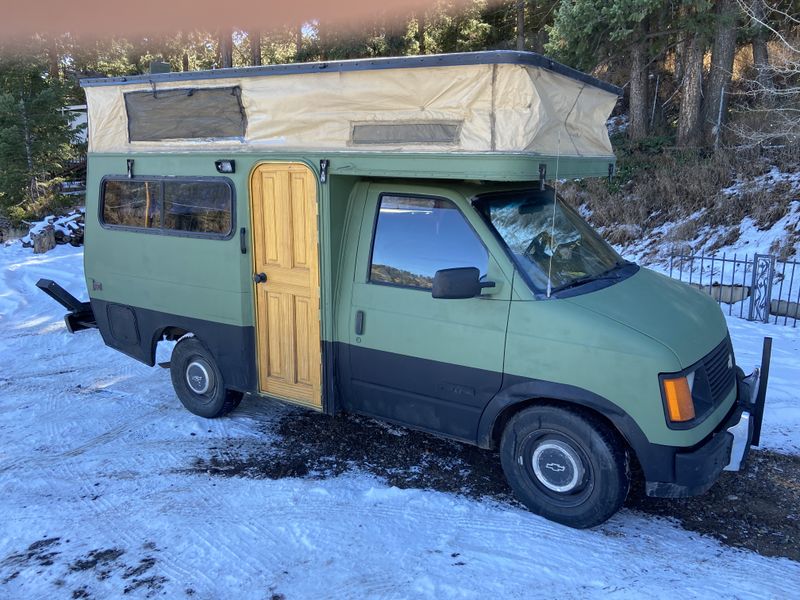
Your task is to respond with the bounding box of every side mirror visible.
[432,267,494,299]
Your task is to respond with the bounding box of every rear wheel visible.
[169,337,242,418]
[499,404,629,528]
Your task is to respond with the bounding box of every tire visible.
[499,404,629,529]
[169,337,243,418]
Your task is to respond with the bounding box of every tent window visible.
[125,87,246,141]
[351,121,462,145]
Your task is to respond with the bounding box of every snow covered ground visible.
[1,242,799,599]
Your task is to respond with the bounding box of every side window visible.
[102,180,162,228]
[369,195,489,290]
[101,178,233,237]
[164,181,232,235]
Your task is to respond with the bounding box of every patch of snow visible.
[722,166,800,197]
[713,200,800,257]
[19,209,85,245]
[611,164,800,266]
[726,315,800,455]
[607,115,629,135]
[619,201,800,286]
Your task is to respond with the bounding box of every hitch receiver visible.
[36,278,97,333]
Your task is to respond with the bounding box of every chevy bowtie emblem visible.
[545,463,566,472]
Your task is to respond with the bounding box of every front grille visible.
[703,336,736,404]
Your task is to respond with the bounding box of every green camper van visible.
[38,51,769,528]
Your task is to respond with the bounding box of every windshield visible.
[476,189,624,293]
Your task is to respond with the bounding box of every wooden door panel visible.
[265,291,287,380]
[290,172,310,269]
[251,163,321,408]
[258,171,281,266]
[294,295,312,386]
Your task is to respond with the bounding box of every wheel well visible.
[491,398,638,470]
[150,327,192,365]
[159,326,190,342]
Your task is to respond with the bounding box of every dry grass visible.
[562,143,800,260]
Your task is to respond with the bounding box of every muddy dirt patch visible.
[0,539,167,598]
[627,451,800,561]
[193,408,514,503]
[1,537,62,583]
[191,407,800,561]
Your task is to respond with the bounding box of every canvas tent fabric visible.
[82,53,619,158]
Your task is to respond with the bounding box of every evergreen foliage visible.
[545,0,662,71]
[0,46,79,220]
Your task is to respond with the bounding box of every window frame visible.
[367,191,490,292]
[99,175,236,240]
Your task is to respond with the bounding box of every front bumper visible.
[644,338,770,498]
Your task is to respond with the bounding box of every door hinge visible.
[320,159,329,184]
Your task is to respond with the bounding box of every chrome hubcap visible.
[186,360,211,395]
[531,440,585,493]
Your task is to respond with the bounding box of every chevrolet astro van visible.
[38,51,769,528]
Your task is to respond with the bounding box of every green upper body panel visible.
[84,153,258,327]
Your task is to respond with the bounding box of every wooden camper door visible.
[250,163,322,408]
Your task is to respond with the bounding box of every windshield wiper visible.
[550,261,629,294]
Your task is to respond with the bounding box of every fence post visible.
[748,254,776,323]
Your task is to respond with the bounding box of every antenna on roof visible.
[545,131,562,299]
[545,84,584,299]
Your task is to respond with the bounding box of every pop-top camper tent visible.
[81,51,621,172]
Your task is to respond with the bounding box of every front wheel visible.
[499,404,629,528]
[169,337,243,418]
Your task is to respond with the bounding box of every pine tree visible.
[0,47,78,218]
[546,0,662,142]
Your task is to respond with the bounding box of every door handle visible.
[253,272,267,284]
[355,310,365,335]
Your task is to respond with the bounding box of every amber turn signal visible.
[663,376,696,422]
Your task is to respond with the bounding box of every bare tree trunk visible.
[629,23,649,142]
[674,41,686,83]
[318,22,327,61]
[703,0,739,146]
[47,37,59,80]
[295,25,303,57]
[250,31,262,66]
[182,52,189,72]
[418,14,426,54]
[219,29,233,68]
[750,0,773,93]
[673,4,689,83]
[516,1,525,51]
[677,32,705,147]
[19,99,39,201]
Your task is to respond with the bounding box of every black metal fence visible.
[668,253,799,327]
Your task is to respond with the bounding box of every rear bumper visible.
[644,340,770,499]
